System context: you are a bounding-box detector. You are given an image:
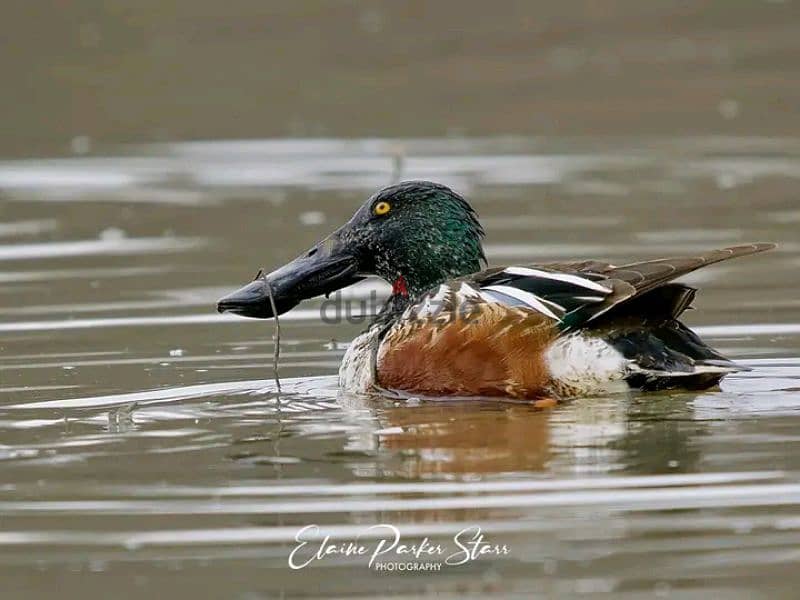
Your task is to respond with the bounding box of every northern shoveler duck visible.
[217,181,775,402]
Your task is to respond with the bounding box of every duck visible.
[217,180,775,403]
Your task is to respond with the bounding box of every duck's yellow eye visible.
[373,201,391,216]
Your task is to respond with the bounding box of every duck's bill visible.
[216,249,363,319]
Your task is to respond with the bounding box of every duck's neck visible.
[388,251,483,298]
[378,263,473,321]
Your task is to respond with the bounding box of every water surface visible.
[1,137,800,598]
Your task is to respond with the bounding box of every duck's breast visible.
[339,326,382,393]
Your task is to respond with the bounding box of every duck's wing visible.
[470,265,633,330]
[470,243,776,330]
[560,243,775,297]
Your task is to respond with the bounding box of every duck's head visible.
[217,180,485,318]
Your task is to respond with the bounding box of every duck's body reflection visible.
[339,392,653,477]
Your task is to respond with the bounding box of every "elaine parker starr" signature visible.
[288,524,510,570]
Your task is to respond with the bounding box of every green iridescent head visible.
[217,181,486,318]
[350,181,486,295]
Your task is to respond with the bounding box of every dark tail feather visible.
[606,320,744,391]
[601,283,697,322]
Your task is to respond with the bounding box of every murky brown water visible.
[4,0,800,596]
[1,136,800,598]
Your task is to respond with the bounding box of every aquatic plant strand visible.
[260,269,282,394]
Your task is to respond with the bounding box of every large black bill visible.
[216,244,363,319]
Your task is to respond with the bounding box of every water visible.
[1,136,800,598]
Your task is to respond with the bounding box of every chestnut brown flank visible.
[376,303,558,399]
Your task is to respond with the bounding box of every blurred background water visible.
[2,1,800,598]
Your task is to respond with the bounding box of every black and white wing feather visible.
[465,243,775,329]
[469,265,629,328]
